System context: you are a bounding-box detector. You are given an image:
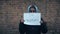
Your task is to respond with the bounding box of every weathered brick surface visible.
[0,0,60,34]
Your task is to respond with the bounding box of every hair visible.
[29,5,36,12]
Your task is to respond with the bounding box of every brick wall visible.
[47,0,60,34]
[0,0,60,34]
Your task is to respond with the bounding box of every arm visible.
[41,18,48,34]
[20,18,24,23]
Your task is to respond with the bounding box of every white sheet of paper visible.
[24,13,41,25]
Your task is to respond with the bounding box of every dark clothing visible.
[41,23,48,33]
[19,18,48,34]
[19,23,41,34]
[19,23,26,34]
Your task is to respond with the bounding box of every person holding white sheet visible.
[19,5,48,34]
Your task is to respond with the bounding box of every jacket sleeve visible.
[41,18,48,33]
[41,22,48,33]
[19,20,24,32]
